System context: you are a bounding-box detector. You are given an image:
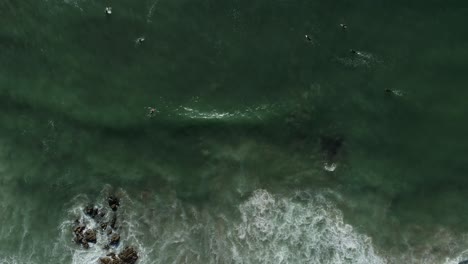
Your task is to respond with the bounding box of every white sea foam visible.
[177,104,276,121]
[234,189,386,264]
[19,185,468,264]
[124,188,387,264]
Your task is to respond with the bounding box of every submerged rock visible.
[108,196,120,211]
[110,214,118,229]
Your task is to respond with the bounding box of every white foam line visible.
[147,0,160,23]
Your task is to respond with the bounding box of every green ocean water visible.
[1,0,468,263]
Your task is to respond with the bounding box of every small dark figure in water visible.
[385,89,393,94]
[305,34,312,42]
[350,49,357,55]
[340,23,348,30]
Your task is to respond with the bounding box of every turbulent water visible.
[2,0,468,263]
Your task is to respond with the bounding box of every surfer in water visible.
[135,36,145,47]
[146,107,157,117]
[105,7,112,16]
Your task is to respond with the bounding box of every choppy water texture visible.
[1,0,468,263]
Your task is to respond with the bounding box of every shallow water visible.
[1,0,468,263]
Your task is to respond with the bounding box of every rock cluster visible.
[71,195,138,262]
[73,223,97,249]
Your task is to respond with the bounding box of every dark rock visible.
[84,229,97,243]
[74,233,84,244]
[108,196,120,211]
[110,233,120,246]
[100,252,123,264]
[110,214,117,229]
[99,257,122,264]
[107,229,112,235]
[73,224,86,234]
[73,223,87,245]
[83,242,89,249]
[99,258,112,264]
[459,261,468,264]
[99,211,106,217]
[118,246,138,264]
[103,244,110,250]
[85,205,99,218]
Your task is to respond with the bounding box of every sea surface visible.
[1,0,468,263]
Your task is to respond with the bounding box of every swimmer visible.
[350,49,358,55]
[105,7,112,15]
[305,34,312,42]
[339,23,348,30]
[146,107,156,117]
[135,36,145,46]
